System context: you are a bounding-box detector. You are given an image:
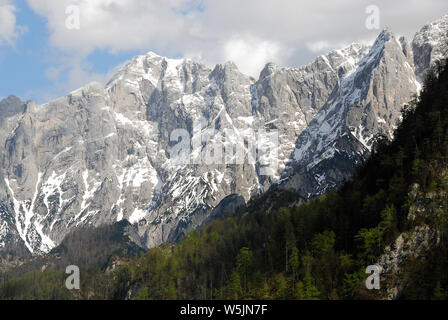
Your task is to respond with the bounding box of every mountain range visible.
[0,14,447,257]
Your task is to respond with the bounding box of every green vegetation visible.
[1,59,448,300]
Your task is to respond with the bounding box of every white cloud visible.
[223,35,286,77]
[40,55,118,101]
[306,41,348,53]
[24,0,448,85]
[0,0,27,46]
[26,0,195,54]
[25,0,201,95]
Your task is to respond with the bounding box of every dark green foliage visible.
[0,270,74,300]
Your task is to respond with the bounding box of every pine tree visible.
[432,282,448,300]
[236,247,253,295]
[302,272,320,300]
[289,247,300,288]
[227,271,242,299]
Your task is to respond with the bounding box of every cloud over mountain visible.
[25,0,448,77]
[0,0,27,46]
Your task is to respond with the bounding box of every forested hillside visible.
[1,57,448,300]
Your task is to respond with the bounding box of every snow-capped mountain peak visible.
[1,15,447,255]
[412,14,448,81]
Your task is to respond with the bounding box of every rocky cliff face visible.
[1,15,447,255]
[412,14,448,82]
[279,29,420,196]
[377,181,446,300]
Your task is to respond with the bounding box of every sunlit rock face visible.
[0,15,447,255]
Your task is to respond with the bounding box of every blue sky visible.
[0,0,143,103]
[1,0,447,104]
[0,0,51,101]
